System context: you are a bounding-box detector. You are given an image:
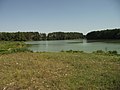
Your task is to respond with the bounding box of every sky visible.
[0,0,120,34]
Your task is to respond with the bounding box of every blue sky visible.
[0,0,120,34]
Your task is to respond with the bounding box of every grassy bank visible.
[0,41,31,54]
[0,51,120,90]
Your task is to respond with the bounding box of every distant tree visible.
[47,32,83,40]
[86,29,120,40]
[0,32,47,41]
[0,31,84,41]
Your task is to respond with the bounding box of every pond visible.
[25,39,120,53]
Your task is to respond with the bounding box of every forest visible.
[0,29,120,41]
[0,32,83,41]
[86,28,120,40]
[0,32,46,41]
[47,32,83,40]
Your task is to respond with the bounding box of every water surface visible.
[25,39,120,53]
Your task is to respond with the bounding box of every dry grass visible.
[0,52,120,90]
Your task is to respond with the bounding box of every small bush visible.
[93,50,118,56]
[93,50,105,54]
[66,50,73,53]
[64,50,84,53]
[107,50,118,55]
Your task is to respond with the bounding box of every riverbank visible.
[0,51,120,89]
[0,41,31,54]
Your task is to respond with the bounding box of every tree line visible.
[0,32,46,41]
[86,28,120,40]
[47,32,83,40]
[1,28,119,41]
[0,32,83,41]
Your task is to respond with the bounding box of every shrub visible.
[107,50,118,55]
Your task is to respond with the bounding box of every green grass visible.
[0,41,31,54]
[0,52,120,90]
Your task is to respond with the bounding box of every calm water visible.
[25,39,120,53]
